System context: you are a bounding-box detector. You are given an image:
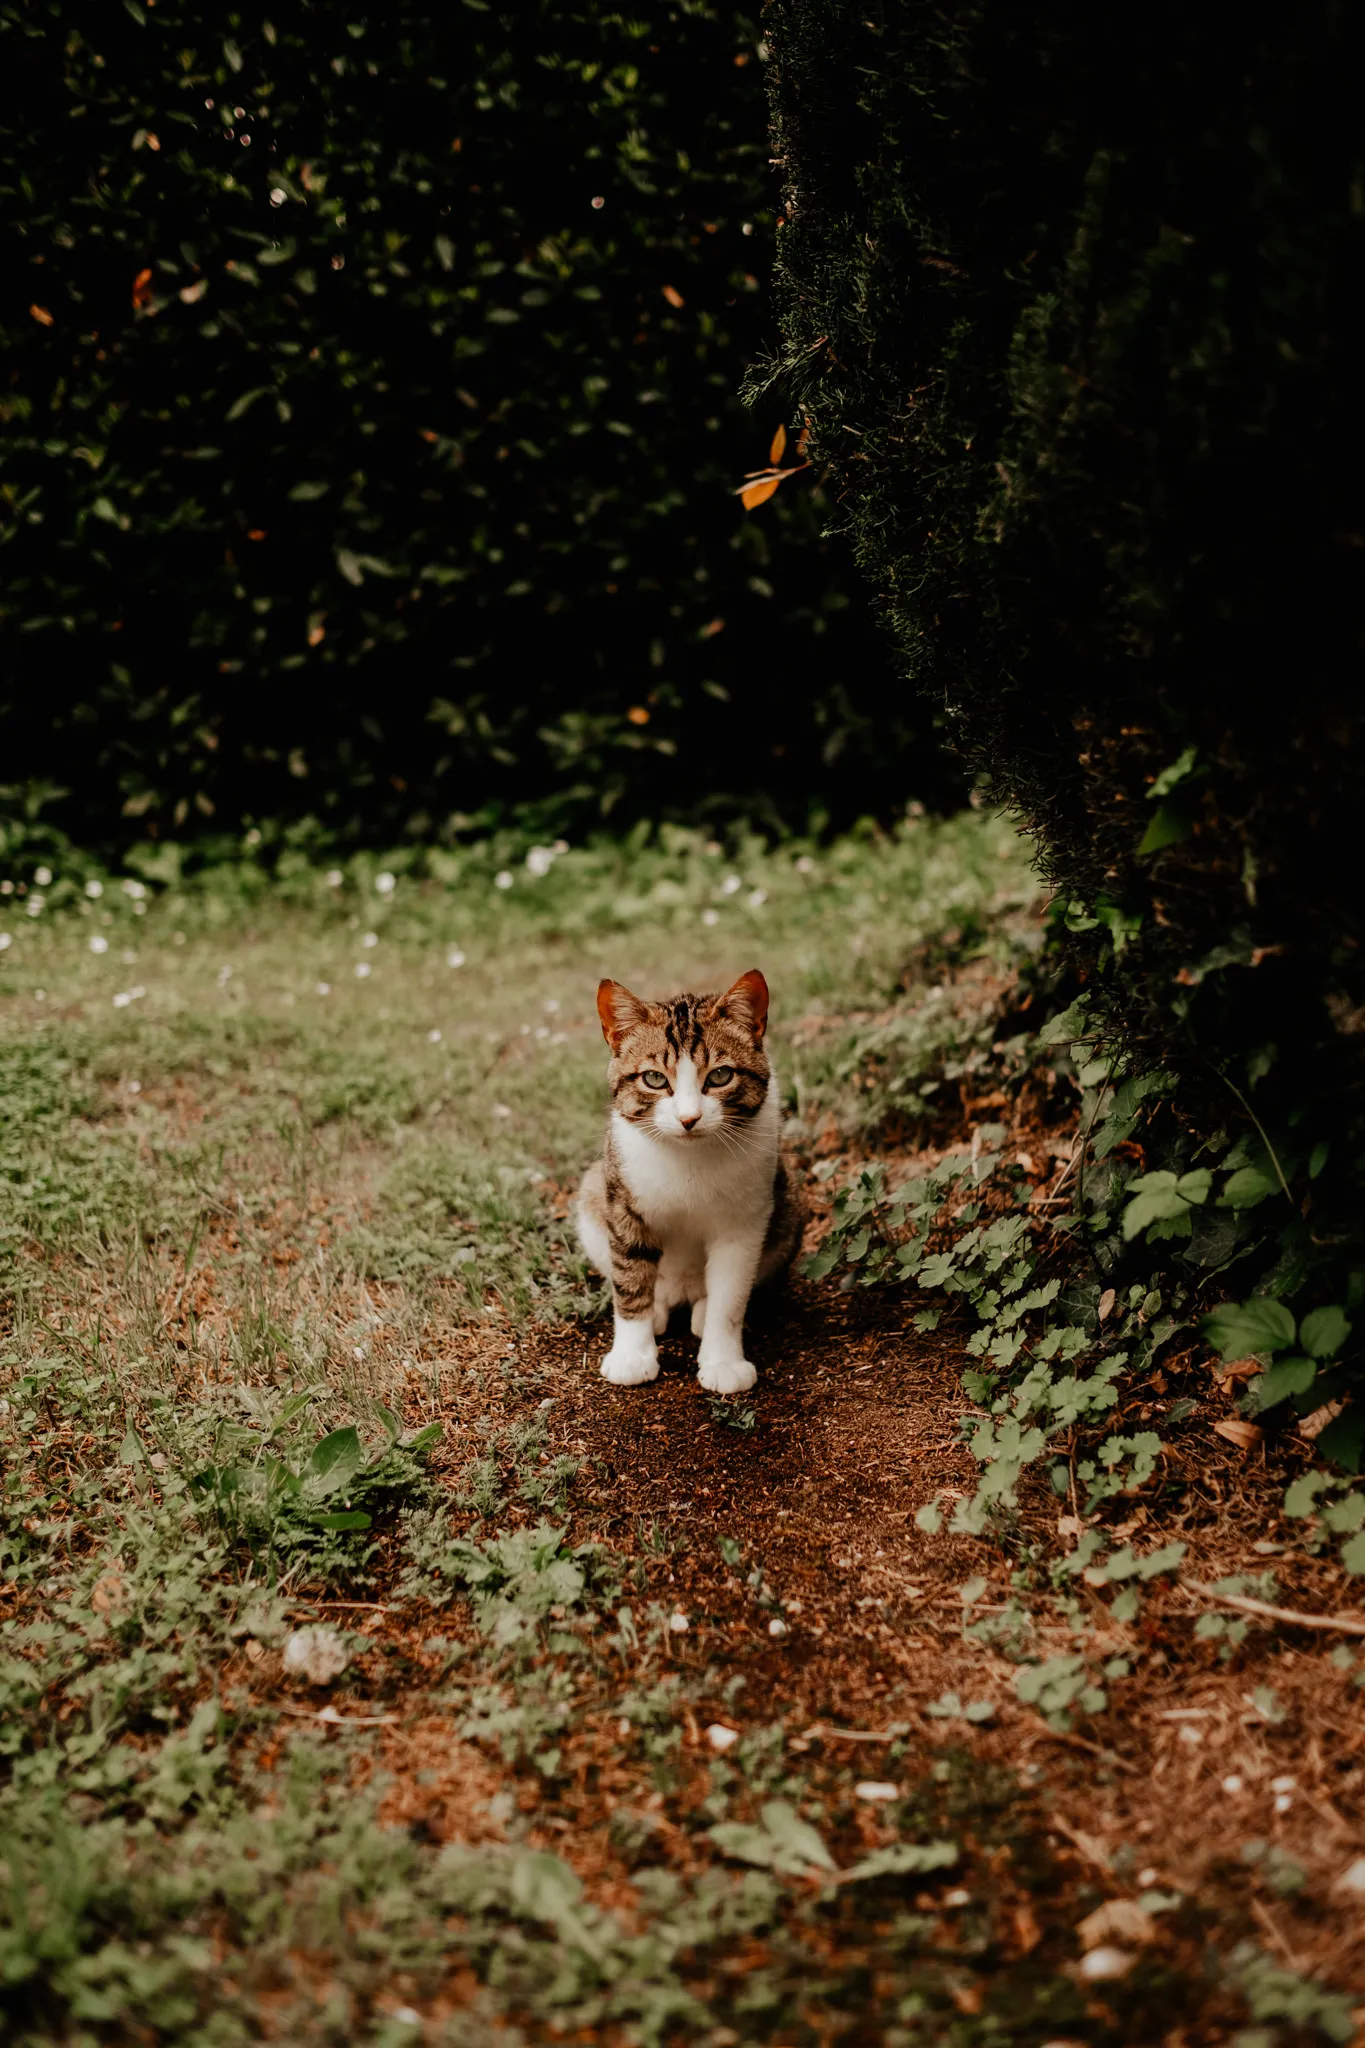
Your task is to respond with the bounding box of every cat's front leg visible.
[601,1233,661,1385]
[696,1235,763,1394]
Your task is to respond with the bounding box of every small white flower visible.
[85,878,104,899]
[854,1781,900,1802]
[493,870,514,890]
[446,947,466,968]
[354,961,371,978]
[1221,1774,1244,1795]
[0,934,11,951]
[282,1625,351,1686]
[26,895,44,917]
[534,1025,549,1040]
[747,888,767,908]
[701,907,720,927]
[544,996,561,1013]
[126,1079,142,1094]
[1079,1947,1133,1984]
[361,930,378,947]
[121,878,146,899]
[316,981,331,995]
[491,1102,511,1118]
[706,1724,739,1752]
[720,873,742,895]
[1273,1792,1293,1814]
[767,1616,788,1637]
[113,992,132,1008]
[326,868,344,887]
[427,1028,442,1043]
[34,866,52,887]
[668,1611,689,1633]
[795,855,815,874]
[375,870,395,895]
[89,935,109,955]
[525,845,556,878]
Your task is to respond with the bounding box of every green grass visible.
[9,818,1344,2046]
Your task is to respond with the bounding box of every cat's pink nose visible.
[678,1112,700,1131]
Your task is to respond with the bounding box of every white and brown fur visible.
[577,968,804,1394]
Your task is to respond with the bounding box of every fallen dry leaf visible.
[1218,1356,1264,1387]
[29,304,54,326]
[626,705,650,726]
[739,476,780,511]
[661,284,685,309]
[769,422,787,466]
[91,1570,125,1615]
[1077,1900,1155,1950]
[1213,1417,1264,1451]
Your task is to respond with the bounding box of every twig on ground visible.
[1024,1724,1137,1775]
[805,1721,911,1743]
[276,1704,398,1727]
[1180,1579,1365,1637]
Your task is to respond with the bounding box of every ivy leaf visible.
[1201,1297,1296,1359]
[304,1425,362,1496]
[1299,1305,1351,1360]
[1341,1531,1365,1575]
[1249,1356,1316,1412]
[1137,803,1190,856]
[1219,1164,1279,1209]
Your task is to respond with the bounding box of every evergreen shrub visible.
[0,1,951,860]
[751,0,1365,1127]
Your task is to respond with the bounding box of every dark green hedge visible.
[0,1,953,860]
[753,1,1365,1120]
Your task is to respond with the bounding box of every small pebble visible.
[706,1724,739,1753]
[668,1611,689,1633]
[854,1781,900,1802]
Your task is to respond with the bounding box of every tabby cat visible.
[577,967,804,1393]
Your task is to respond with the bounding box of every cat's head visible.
[595,969,771,1143]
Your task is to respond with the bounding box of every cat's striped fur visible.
[577,968,805,1393]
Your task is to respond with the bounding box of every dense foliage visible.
[0,1,946,861]
[751,1,1365,1131]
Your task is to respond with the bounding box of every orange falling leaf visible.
[698,617,726,639]
[29,304,53,326]
[739,476,780,511]
[131,267,154,309]
[307,621,326,647]
[626,705,650,725]
[418,428,439,443]
[246,528,267,541]
[769,422,787,466]
[661,284,685,309]
[145,132,161,151]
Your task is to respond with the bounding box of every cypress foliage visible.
[751,1,1365,1117]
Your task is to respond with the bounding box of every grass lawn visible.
[1,816,1360,2045]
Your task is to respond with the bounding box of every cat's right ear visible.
[597,978,650,1051]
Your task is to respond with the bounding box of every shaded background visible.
[1,1,958,863]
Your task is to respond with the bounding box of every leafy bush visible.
[1,1,956,860]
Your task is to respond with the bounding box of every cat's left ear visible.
[718,968,769,1041]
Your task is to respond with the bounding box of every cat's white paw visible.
[697,1354,756,1395]
[690,1295,708,1338]
[601,1343,660,1386]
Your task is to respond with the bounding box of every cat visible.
[577,967,805,1394]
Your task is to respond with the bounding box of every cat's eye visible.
[640,1070,669,1090]
[705,1065,735,1088]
